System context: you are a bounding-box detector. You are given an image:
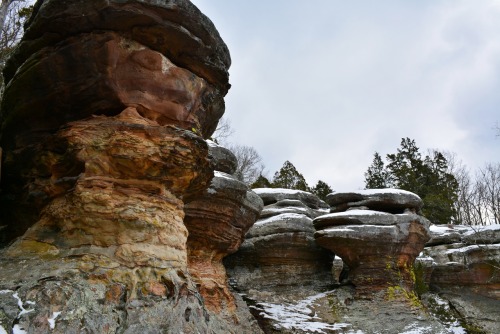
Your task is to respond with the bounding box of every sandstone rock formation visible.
[184,140,263,314]
[0,1,261,333]
[225,188,332,297]
[421,224,500,294]
[0,0,229,243]
[314,189,431,297]
[417,224,500,333]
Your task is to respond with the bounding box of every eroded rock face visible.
[1,1,229,242]
[184,149,263,313]
[416,224,500,333]
[314,189,430,297]
[0,1,262,333]
[419,225,500,298]
[225,188,333,299]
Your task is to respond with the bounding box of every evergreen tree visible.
[420,150,459,224]
[385,138,424,191]
[251,174,271,189]
[311,180,333,201]
[364,138,459,224]
[364,152,388,188]
[272,160,309,191]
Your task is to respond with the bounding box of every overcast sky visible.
[192,0,500,191]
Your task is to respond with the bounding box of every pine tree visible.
[364,138,459,224]
[251,174,271,189]
[311,180,333,201]
[385,138,424,191]
[364,152,388,188]
[272,160,309,191]
[420,150,459,224]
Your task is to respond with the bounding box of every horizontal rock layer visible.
[5,0,231,93]
[184,171,263,312]
[226,189,333,300]
[326,188,423,214]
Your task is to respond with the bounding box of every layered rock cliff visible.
[226,189,499,333]
[0,1,261,333]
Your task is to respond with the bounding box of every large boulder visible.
[184,170,263,314]
[0,1,261,333]
[314,189,430,297]
[4,0,231,94]
[419,224,500,298]
[326,188,423,214]
[417,224,500,333]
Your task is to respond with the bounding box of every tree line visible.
[365,138,499,225]
[218,116,498,225]
[212,118,333,201]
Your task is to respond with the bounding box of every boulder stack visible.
[225,188,333,297]
[314,189,431,297]
[184,141,263,313]
[419,224,500,297]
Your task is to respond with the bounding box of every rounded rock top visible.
[326,188,423,213]
[5,0,231,92]
[253,188,330,210]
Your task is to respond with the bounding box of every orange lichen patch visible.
[143,281,168,297]
[104,284,126,304]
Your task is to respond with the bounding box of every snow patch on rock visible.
[48,311,62,330]
[251,292,353,333]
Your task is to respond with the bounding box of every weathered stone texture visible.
[184,171,263,313]
[0,1,263,333]
[314,189,430,297]
[225,188,333,299]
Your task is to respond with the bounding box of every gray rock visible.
[259,199,324,219]
[0,256,263,334]
[426,224,500,246]
[313,209,399,229]
[207,140,238,175]
[426,224,470,246]
[225,190,333,296]
[326,189,423,213]
[253,188,330,211]
[462,225,500,245]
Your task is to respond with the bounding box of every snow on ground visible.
[445,245,480,254]
[426,295,468,334]
[251,292,353,333]
[12,292,34,317]
[206,139,218,148]
[399,322,434,334]
[0,290,35,334]
[322,224,395,233]
[12,325,27,334]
